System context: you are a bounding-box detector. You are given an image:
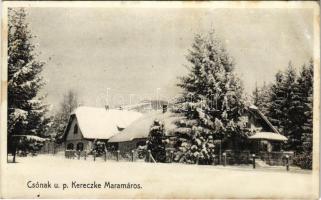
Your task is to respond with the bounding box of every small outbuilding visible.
[244,105,287,152]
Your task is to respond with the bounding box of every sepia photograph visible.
[0,1,320,199]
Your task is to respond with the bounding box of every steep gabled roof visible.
[247,105,287,141]
[248,105,281,134]
[64,106,142,140]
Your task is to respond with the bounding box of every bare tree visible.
[61,90,79,117]
[51,89,80,143]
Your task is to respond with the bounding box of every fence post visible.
[117,150,120,162]
[219,140,222,165]
[131,150,134,162]
[13,154,16,163]
[170,151,174,163]
[213,155,216,166]
[222,153,226,166]
[195,155,199,165]
[84,151,87,160]
[148,150,151,162]
[78,150,80,160]
[285,155,290,171]
[104,151,107,162]
[94,151,96,162]
[252,154,256,169]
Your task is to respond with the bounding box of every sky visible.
[24,6,314,110]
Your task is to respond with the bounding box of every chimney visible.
[105,105,109,110]
[162,104,168,113]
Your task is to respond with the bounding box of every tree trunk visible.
[12,146,17,163]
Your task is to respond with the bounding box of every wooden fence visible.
[64,149,157,163]
[39,141,65,155]
[63,149,294,170]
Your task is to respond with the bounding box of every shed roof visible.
[248,132,288,141]
[247,105,287,141]
[66,106,142,140]
[108,111,184,142]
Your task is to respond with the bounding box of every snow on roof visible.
[108,111,184,143]
[248,132,288,141]
[72,106,142,140]
[248,105,281,135]
[121,102,151,110]
[107,105,287,143]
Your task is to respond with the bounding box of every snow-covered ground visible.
[1,155,317,199]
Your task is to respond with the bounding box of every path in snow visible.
[1,155,317,199]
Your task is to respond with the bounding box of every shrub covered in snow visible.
[91,140,107,156]
[146,120,167,162]
[293,152,312,170]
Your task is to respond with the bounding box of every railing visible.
[65,150,77,159]
[65,150,87,159]
[64,149,157,163]
[223,150,252,165]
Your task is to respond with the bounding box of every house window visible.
[67,143,74,150]
[76,142,84,151]
[74,124,78,134]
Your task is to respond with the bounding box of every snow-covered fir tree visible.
[259,60,314,169]
[252,82,271,115]
[173,31,245,164]
[298,60,313,153]
[269,63,302,150]
[252,84,260,106]
[283,63,303,151]
[146,120,167,162]
[293,60,313,169]
[8,8,51,157]
[268,70,287,134]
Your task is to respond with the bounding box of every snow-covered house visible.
[63,106,142,152]
[107,105,287,154]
